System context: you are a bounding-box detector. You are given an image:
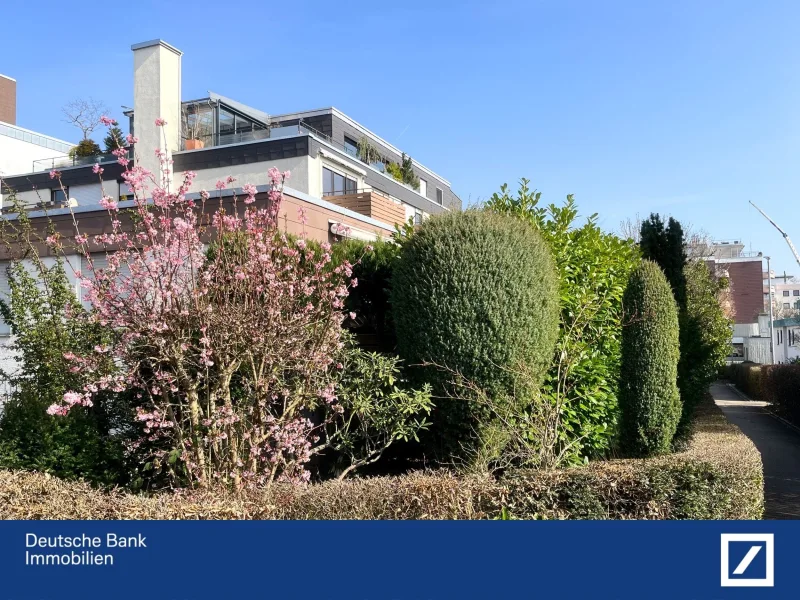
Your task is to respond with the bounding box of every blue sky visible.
[3,1,800,274]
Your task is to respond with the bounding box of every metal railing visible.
[32,151,122,173]
[323,187,391,200]
[181,128,271,150]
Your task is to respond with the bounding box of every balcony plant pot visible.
[185,138,205,150]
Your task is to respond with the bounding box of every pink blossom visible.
[155,118,167,126]
[99,115,116,126]
[92,164,104,175]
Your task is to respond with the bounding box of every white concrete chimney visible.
[131,39,182,185]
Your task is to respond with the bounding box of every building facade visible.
[700,240,771,363]
[773,317,800,364]
[0,39,461,372]
[0,73,73,205]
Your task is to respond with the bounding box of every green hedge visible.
[0,396,762,520]
[390,210,559,453]
[762,364,800,425]
[619,260,681,456]
[724,362,764,400]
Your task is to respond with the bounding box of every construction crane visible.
[749,200,800,269]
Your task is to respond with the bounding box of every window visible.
[51,187,69,205]
[783,290,790,297]
[784,303,791,309]
[322,167,357,197]
[778,330,783,344]
[219,109,235,136]
[436,187,444,205]
[414,208,423,225]
[794,290,799,296]
[419,178,427,198]
[344,136,359,157]
[235,114,254,135]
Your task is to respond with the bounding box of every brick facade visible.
[726,260,765,324]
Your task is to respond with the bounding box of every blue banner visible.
[0,520,795,599]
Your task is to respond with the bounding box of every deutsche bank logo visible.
[720,533,774,587]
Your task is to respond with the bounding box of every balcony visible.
[323,188,406,226]
[31,151,125,174]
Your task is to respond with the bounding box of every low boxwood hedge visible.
[0,397,762,520]
[762,363,800,426]
[724,362,764,399]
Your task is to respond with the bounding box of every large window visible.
[436,187,444,205]
[219,109,235,136]
[784,290,790,297]
[322,167,357,196]
[794,290,799,296]
[419,178,427,198]
[344,136,359,157]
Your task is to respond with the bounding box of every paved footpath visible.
[711,382,800,519]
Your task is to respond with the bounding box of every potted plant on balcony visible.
[182,102,213,150]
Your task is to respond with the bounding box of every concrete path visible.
[711,382,800,519]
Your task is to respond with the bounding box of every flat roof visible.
[271,106,452,187]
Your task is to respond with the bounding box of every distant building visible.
[0,74,72,205]
[773,316,800,363]
[695,240,771,363]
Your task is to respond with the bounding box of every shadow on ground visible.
[712,382,800,519]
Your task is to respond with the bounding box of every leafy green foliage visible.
[391,209,560,455]
[385,161,404,182]
[639,214,687,309]
[331,238,401,351]
[103,126,125,153]
[324,344,433,479]
[0,256,127,485]
[357,136,384,164]
[384,154,420,191]
[69,138,102,158]
[675,261,732,439]
[619,260,681,456]
[486,180,640,460]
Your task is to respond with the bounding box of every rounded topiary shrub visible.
[619,260,681,456]
[390,210,559,452]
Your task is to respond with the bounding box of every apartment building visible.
[1,40,459,236]
[700,240,771,363]
[0,39,461,372]
[0,74,73,202]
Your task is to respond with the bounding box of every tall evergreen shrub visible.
[391,210,559,451]
[619,260,681,456]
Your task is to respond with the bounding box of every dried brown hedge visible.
[0,397,762,520]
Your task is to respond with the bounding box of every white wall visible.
[0,134,68,177]
[775,325,800,363]
[188,155,312,195]
[743,336,771,364]
[133,40,182,183]
[68,182,120,206]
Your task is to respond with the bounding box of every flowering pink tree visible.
[46,119,354,488]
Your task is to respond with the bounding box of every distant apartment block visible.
[697,240,771,363]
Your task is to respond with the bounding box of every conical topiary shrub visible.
[619,259,681,456]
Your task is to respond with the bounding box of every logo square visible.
[720,533,774,587]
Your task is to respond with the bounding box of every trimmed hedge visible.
[619,260,681,456]
[761,364,800,425]
[724,362,764,400]
[391,210,560,451]
[0,397,762,520]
